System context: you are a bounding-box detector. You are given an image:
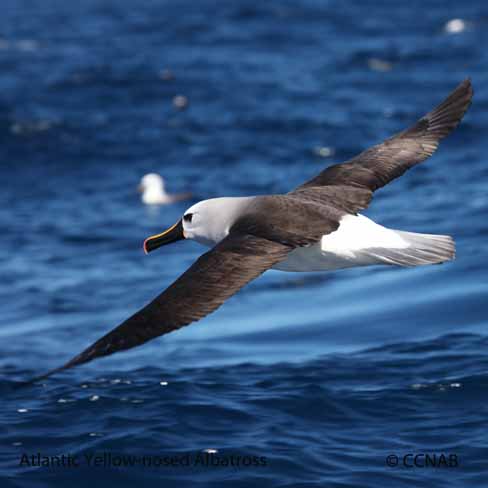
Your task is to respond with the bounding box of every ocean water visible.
[1,0,488,486]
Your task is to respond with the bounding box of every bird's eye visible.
[183,213,193,223]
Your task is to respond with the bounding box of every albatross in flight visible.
[30,79,472,382]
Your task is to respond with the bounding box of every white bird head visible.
[143,197,253,253]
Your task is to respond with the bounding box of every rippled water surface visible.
[1,1,488,486]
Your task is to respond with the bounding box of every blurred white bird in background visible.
[138,173,192,205]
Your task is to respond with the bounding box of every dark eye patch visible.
[183,213,193,223]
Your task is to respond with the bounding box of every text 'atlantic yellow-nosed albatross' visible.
[28,79,473,383]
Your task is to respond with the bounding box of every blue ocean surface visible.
[1,0,488,486]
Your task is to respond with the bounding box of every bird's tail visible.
[364,230,455,267]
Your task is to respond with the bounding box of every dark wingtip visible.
[454,77,474,105]
[458,77,474,100]
[13,357,82,389]
[421,77,473,140]
[13,366,67,389]
[447,78,473,106]
[451,77,474,120]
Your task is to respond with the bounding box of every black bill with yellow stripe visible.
[143,219,185,254]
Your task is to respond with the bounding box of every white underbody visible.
[273,214,410,271]
[186,198,454,272]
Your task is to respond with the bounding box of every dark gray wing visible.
[291,79,473,210]
[29,234,291,383]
